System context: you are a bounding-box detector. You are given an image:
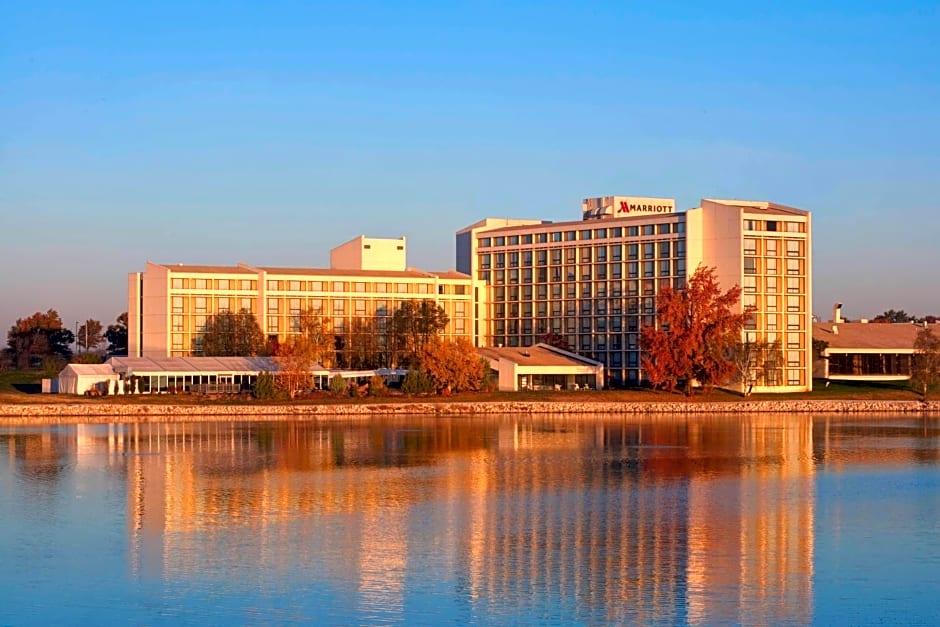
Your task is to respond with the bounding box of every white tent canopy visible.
[57,364,120,396]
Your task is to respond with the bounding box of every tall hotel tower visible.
[457,196,812,392]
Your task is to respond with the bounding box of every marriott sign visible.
[581,196,677,219]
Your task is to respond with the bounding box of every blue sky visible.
[2,0,938,330]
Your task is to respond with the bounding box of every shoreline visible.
[1,399,938,424]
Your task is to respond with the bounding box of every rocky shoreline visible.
[0,399,938,423]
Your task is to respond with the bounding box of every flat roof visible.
[108,356,289,374]
[154,264,470,281]
[813,322,940,350]
[478,344,602,367]
[472,214,683,237]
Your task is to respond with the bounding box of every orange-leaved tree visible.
[640,266,746,395]
[419,337,488,393]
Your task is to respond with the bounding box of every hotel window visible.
[787,295,802,312]
[642,225,655,236]
[267,298,278,313]
[643,261,655,277]
[744,258,757,274]
[767,276,778,292]
[396,283,408,293]
[787,370,801,386]
[495,253,505,268]
[627,280,639,296]
[744,219,758,231]
[218,279,230,290]
[522,234,533,244]
[627,244,638,260]
[580,230,592,240]
[494,236,505,246]
[766,314,779,330]
[659,261,671,277]
[333,300,345,315]
[643,243,654,259]
[285,280,300,291]
[675,221,686,233]
[642,279,655,295]
[595,228,607,239]
[743,238,757,255]
[787,277,801,294]
[786,240,802,256]
[658,223,671,234]
[218,297,231,313]
[311,281,324,291]
[523,268,533,283]
[766,258,778,274]
[479,237,491,248]
[610,245,622,261]
[309,298,323,314]
[172,278,184,289]
[172,296,184,313]
[268,317,278,333]
[267,280,280,290]
[194,278,208,290]
[766,221,779,232]
[627,262,638,278]
[744,276,757,293]
[627,226,639,237]
[787,259,801,275]
[239,297,253,312]
[537,232,548,243]
[659,241,670,257]
[418,283,430,294]
[509,252,519,267]
[611,264,622,279]
[765,239,778,255]
[354,300,367,316]
[509,269,519,282]
[375,282,388,293]
[536,250,547,266]
[551,249,562,265]
[611,227,623,237]
[565,231,577,242]
[240,279,254,290]
[675,240,686,257]
[195,297,207,314]
[376,300,389,316]
[788,334,802,349]
[674,259,686,276]
[537,268,547,282]
[767,295,778,311]
[786,221,804,233]
[595,246,606,262]
[196,315,208,332]
[172,315,184,332]
[523,250,533,266]
[551,231,562,242]
[172,334,183,351]
[787,351,801,367]
[787,314,801,330]
[509,235,519,245]
[289,298,301,315]
[333,281,346,292]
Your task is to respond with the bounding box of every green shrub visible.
[253,371,277,399]
[401,369,435,394]
[329,374,348,394]
[368,374,387,396]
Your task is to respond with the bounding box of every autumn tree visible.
[391,300,449,368]
[640,266,746,395]
[296,309,335,367]
[201,310,266,356]
[272,336,317,398]
[5,309,74,369]
[912,326,940,400]
[105,312,129,356]
[418,337,488,393]
[340,317,381,370]
[77,319,104,353]
[731,338,783,396]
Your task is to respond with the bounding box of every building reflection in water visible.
[17,414,935,621]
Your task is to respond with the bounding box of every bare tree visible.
[77,319,104,353]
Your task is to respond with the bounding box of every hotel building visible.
[457,196,812,392]
[128,236,477,363]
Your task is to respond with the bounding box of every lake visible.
[2,414,939,625]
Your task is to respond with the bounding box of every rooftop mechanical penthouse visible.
[456,196,812,392]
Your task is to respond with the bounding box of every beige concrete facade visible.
[457,196,813,392]
[129,238,477,364]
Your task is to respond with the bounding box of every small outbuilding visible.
[57,363,120,396]
[478,343,605,392]
[813,321,940,382]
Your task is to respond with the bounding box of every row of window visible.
[492,278,682,301]
[743,219,805,233]
[483,260,689,284]
[479,240,686,269]
[171,278,257,291]
[264,280,468,295]
[742,237,806,256]
[170,296,468,317]
[743,276,805,294]
[744,257,805,275]
[478,222,686,248]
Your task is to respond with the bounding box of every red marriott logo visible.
[617,201,673,214]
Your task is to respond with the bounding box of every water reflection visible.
[2,415,939,624]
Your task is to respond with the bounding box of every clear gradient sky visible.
[2,1,938,332]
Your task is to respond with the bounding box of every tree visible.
[253,371,277,399]
[391,300,449,368]
[296,309,336,367]
[873,309,913,323]
[6,309,74,369]
[419,337,488,393]
[105,312,129,356]
[640,266,746,395]
[201,310,266,356]
[272,336,317,398]
[912,327,940,400]
[731,338,783,396]
[77,319,104,353]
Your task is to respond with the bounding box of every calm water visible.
[2,414,939,625]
